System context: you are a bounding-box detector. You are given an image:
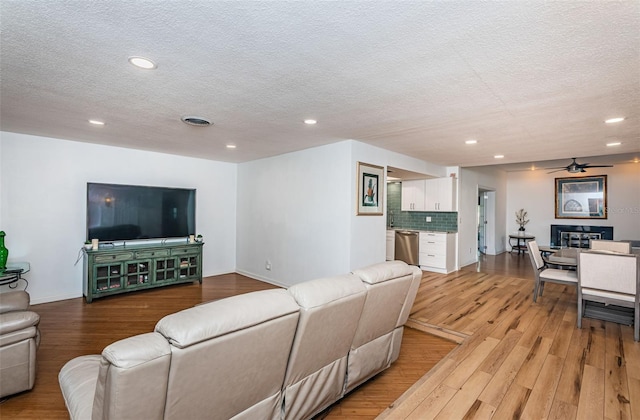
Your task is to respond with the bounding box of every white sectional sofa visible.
[58,261,422,420]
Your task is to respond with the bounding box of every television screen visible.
[87,183,196,242]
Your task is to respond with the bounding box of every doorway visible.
[477,188,496,255]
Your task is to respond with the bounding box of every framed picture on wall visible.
[555,175,607,219]
[356,161,384,215]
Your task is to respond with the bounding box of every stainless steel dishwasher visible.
[394,230,419,266]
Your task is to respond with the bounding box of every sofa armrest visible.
[101,332,171,368]
[0,291,30,314]
[92,333,171,420]
[0,311,40,336]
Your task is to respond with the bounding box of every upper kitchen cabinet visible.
[400,179,426,211]
[424,177,457,212]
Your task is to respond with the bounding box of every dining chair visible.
[577,250,639,341]
[589,239,632,253]
[526,240,577,302]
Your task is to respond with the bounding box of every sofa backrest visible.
[352,261,421,346]
[155,289,300,420]
[283,274,367,420]
[345,261,421,392]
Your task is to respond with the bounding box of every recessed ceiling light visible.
[88,119,105,125]
[605,117,625,124]
[128,56,157,70]
[465,140,477,145]
[304,119,317,125]
[494,155,504,159]
[226,144,236,149]
[606,142,622,147]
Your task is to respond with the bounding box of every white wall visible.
[0,132,237,303]
[506,163,640,245]
[349,141,447,270]
[236,139,448,286]
[458,166,508,267]
[236,141,352,286]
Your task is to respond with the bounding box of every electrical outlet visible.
[265,260,272,271]
[426,216,432,222]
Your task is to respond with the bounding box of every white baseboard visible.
[30,292,82,306]
[234,269,288,288]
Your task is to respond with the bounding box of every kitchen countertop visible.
[387,228,457,233]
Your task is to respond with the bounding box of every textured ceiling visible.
[1,1,639,167]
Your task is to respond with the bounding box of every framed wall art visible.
[555,175,607,219]
[356,162,384,215]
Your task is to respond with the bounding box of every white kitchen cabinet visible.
[424,177,457,212]
[400,180,426,211]
[386,230,395,261]
[419,232,456,274]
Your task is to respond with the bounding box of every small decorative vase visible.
[0,231,8,269]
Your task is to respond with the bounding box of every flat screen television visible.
[87,183,196,242]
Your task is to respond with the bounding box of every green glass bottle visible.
[0,231,8,269]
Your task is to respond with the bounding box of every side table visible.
[0,262,31,290]
[509,233,535,255]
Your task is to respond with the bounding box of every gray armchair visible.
[0,290,40,398]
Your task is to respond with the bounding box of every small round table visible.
[509,233,535,255]
[0,262,30,290]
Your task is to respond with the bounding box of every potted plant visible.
[84,240,93,250]
[196,234,203,243]
[515,209,529,231]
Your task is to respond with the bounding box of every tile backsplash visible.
[387,182,458,232]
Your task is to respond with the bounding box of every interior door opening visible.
[477,188,496,256]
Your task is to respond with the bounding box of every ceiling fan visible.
[545,157,613,174]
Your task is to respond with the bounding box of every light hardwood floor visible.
[380,253,640,420]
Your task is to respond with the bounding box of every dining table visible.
[540,247,579,269]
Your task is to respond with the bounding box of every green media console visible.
[83,242,203,303]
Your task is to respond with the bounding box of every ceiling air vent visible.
[181,116,212,126]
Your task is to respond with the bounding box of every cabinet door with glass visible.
[172,246,202,282]
[124,260,152,288]
[154,257,178,284]
[93,262,124,295]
